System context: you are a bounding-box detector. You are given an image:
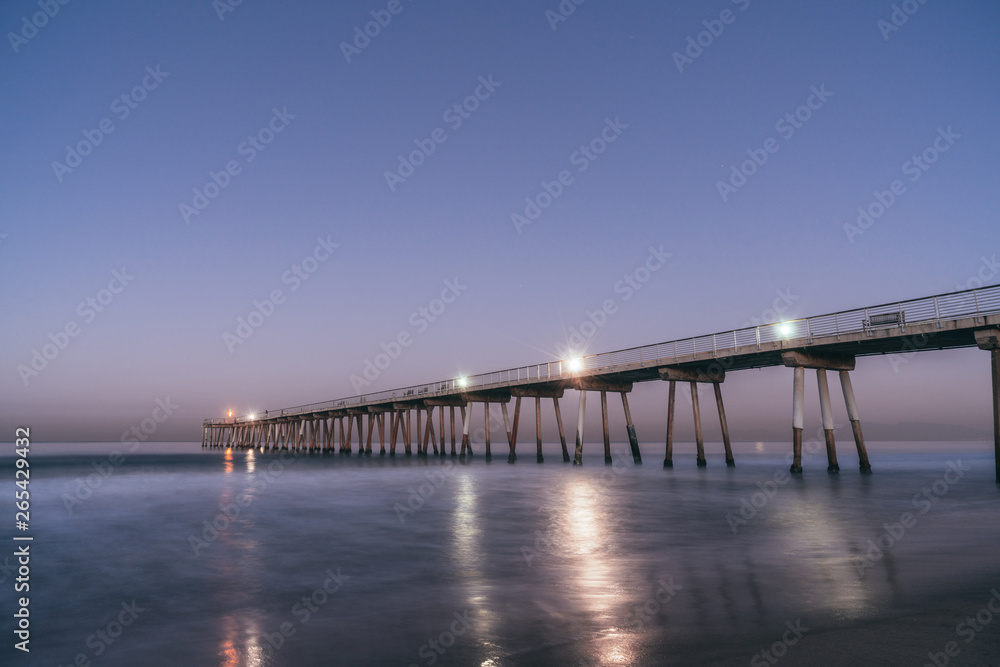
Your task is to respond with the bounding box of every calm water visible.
[2,440,999,666]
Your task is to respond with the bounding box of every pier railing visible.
[205,284,1000,424]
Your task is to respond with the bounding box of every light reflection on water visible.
[9,442,1000,666]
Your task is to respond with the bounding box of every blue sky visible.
[1,0,998,442]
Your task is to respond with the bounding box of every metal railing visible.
[205,285,1000,425]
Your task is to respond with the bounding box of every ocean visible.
[2,440,999,666]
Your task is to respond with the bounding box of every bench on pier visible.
[863,311,905,329]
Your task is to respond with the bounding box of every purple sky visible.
[1,0,998,443]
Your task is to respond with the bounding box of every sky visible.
[1,0,998,444]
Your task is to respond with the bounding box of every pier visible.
[203,285,1000,482]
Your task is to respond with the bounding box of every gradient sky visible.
[2,0,998,443]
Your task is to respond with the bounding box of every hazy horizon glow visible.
[2,1,997,443]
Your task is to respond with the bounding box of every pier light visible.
[777,322,795,338]
[227,410,233,418]
[567,356,584,372]
[249,413,256,420]
[457,376,469,388]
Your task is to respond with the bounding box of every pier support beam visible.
[501,402,513,461]
[791,366,804,473]
[439,406,446,457]
[664,380,676,468]
[974,329,1000,483]
[713,384,734,467]
[659,367,729,467]
[691,383,706,467]
[461,406,471,456]
[535,397,543,463]
[509,397,521,463]
[484,402,492,460]
[620,391,642,464]
[600,391,612,464]
[553,397,569,462]
[450,406,457,457]
[994,347,1000,484]
[574,390,586,465]
[365,414,374,455]
[405,409,412,455]
[816,369,839,473]
[416,409,423,455]
[839,371,871,472]
[390,411,400,456]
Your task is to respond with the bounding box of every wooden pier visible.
[203,286,1000,482]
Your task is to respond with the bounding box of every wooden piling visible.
[600,391,612,464]
[816,369,839,472]
[448,406,455,456]
[405,409,412,455]
[461,405,471,456]
[535,396,544,463]
[791,366,804,473]
[365,414,374,455]
[664,380,675,468]
[509,397,521,463]
[620,391,642,464]
[993,348,1000,484]
[501,401,513,456]
[839,371,871,472]
[417,409,423,455]
[484,401,492,460]
[713,383,734,467]
[573,390,586,465]
[553,397,569,462]
[390,411,399,456]
[691,382,706,467]
[356,414,364,455]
